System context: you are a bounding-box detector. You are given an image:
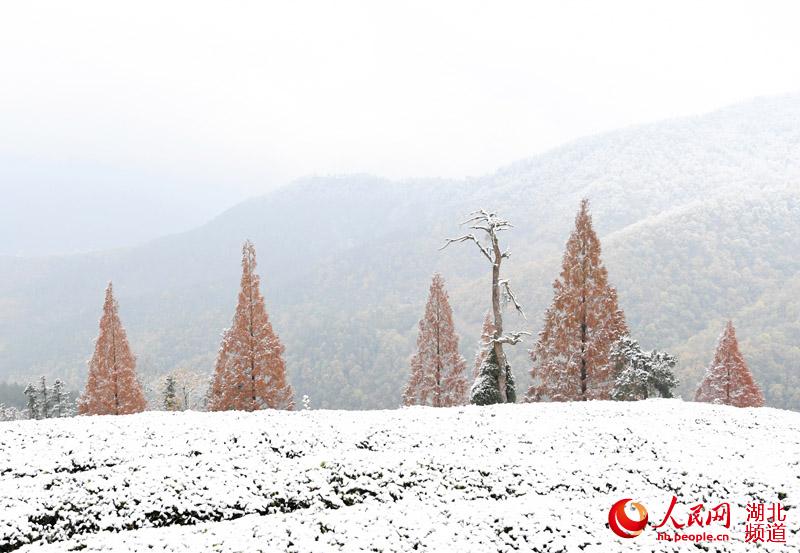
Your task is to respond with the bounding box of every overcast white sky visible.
[1,1,800,253]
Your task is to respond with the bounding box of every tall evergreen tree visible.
[695,321,765,407]
[209,241,294,411]
[527,200,628,402]
[24,383,40,420]
[50,379,72,418]
[38,376,49,419]
[78,283,147,415]
[473,310,496,380]
[403,274,469,407]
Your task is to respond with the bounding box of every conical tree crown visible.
[470,346,516,405]
[527,200,628,401]
[473,310,497,379]
[209,241,294,411]
[695,321,765,407]
[403,274,468,407]
[78,282,147,415]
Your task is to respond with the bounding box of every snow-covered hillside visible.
[1,400,797,552]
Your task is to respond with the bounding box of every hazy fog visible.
[2,0,800,255]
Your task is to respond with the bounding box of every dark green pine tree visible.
[470,348,516,405]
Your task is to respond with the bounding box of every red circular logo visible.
[608,498,648,538]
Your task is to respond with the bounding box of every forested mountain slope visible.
[1,94,798,409]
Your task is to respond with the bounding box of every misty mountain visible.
[0,157,257,256]
[1,94,799,410]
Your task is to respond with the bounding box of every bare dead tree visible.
[442,210,529,403]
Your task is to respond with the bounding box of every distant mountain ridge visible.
[0,157,254,256]
[1,93,799,409]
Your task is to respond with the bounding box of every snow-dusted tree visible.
[403,274,469,407]
[38,376,50,418]
[172,368,208,411]
[610,336,678,400]
[49,379,73,418]
[443,210,527,405]
[24,383,40,420]
[695,321,765,407]
[208,241,294,411]
[78,282,147,416]
[0,404,22,422]
[156,369,207,411]
[471,347,517,405]
[23,377,73,419]
[473,310,496,380]
[162,375,180,411]
[527,200,628,402]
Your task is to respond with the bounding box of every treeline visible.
[2,200,766,422]
[0,378,75,421]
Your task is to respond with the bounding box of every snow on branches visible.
[78,282,147,416]
[208,241,294,412]
[527,200,627,402]
[442,210,527,404]
[695,321,764,408]
[610,336,678,401]
[403,274,469,407]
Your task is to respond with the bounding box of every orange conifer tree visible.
[403,274,469,407]
[208,240,294,411]
[527,200,628,401]
[78,282,147,415]
[473,310,496,380]
[695,321,765,407]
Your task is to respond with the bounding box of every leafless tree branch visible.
[443,208,523,404]
[494,331,532,345]
[499,279,526,320]
[441,234,494,262]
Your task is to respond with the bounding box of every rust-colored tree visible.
[208,240,294,411]
[527,200,628,402]
[403,274,469,407]
[473,310,496,380]
[78,282,147,415]
[695,321,765,407]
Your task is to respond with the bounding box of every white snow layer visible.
[0,399,797,552]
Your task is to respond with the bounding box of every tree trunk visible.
[40,378,48,419]
[579,240,588,401]
[580,322,587,400]
[112,324,119,415]
[490,232,508,403]
[443,210,522,405]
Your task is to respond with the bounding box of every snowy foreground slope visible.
[1,400,797,552]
